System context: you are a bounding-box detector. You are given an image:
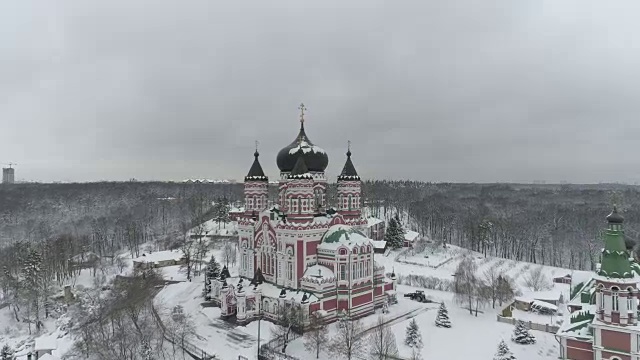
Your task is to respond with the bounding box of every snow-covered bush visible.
[494,339,516,360]
[435,303,451,328]
[511,320,536,344]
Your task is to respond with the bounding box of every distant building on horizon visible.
[2,167,15,184]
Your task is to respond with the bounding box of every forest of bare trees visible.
[363,180,640,271]
[1,180,638,288]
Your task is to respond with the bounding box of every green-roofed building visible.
[557,207,640,360]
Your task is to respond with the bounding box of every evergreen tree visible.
[204,255,221,299]
[494,339,516,360]
[1,344,14,360]
[385,218,404,249]
[206,256,221,280]
[214,197,231,228]
[394,213,403,228]
[21,247,46,333]
[511,320,536,344]
[435,302,452,328]
[404,319,423,350]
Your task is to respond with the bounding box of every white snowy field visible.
[285,285,560,360]
[378,243,589,298]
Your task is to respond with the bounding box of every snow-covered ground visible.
[0,252,134,359]
[190,220,238,237]
[0,216,585,360]
[379,243,589,297]
[283,285,560,360]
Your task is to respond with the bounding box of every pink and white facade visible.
[210,109,395,326]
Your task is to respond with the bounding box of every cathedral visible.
[210,105,396,326]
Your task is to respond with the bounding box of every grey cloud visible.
[2,0,640,183]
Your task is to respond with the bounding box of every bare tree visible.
[166,305,197,360]
[453,256,478,315]
[330,316,366,360]
[523,266,551,292]
[497,275,516,307]
[271,302,304,353]
[222,241,236,269]
[115,256,127,274]
[70,271,167,360]
[177,221,195,281]
[304,312,329,358]
[483,267,515,309]
[369,315,399,360]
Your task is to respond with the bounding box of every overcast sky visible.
[2,1,640,183]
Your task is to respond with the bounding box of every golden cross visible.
[347,140,351,152]
[255,140,259,152]
[298,103,307,125]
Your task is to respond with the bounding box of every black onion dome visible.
[607,206,624,224]
[245,151,268,182]
[288,154,313,180]
[338,149,360,181]
[276,124,328,172]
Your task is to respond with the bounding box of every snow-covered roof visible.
[372,240,387,249]
[317,224,373,251]
[132,250,184,264]
[288,140,326,155]
[34,335,58,351]
[571,271,595,291]
[514,296,535,303]
[556,304,595,339]
[229,206,245,213]
[302,265,335,280]
[367,217,384,226]
[183,179,233,184]
[520,284,566,302]
[227,277,321,304]
[531,300,558,311]
[404,230,419,241]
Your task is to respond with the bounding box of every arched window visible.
[612,286,620,312]
[597,284,604,310]
[353,248,358,255]
[627,287,635,312]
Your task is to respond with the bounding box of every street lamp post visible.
[257,300,262,359]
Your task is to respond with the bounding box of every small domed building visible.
[210,105,396,326]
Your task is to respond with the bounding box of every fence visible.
[258,333,302,360]
[151,305,217,360]
[496,315,560,334]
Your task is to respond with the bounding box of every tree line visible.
[364,180,640,270]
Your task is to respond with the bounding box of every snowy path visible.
[358,304,439,338]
